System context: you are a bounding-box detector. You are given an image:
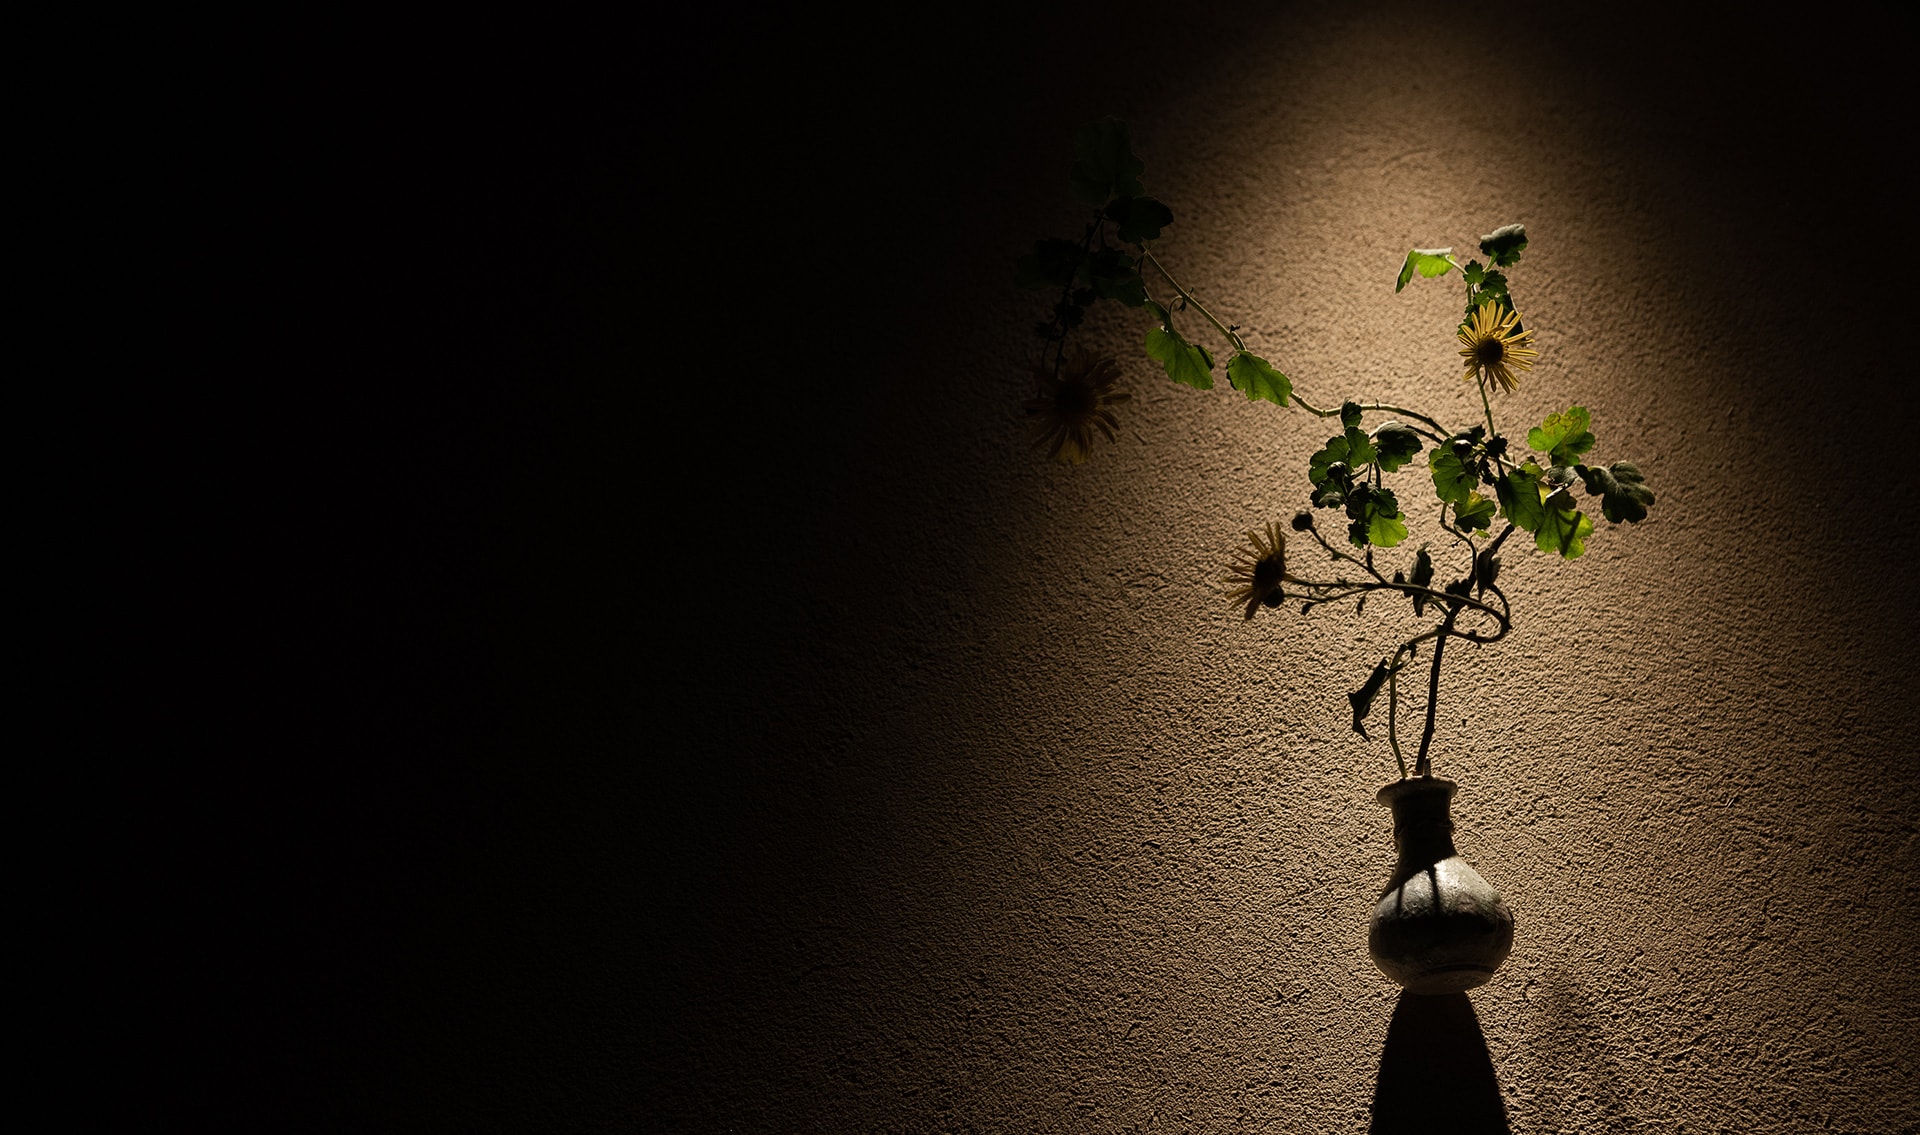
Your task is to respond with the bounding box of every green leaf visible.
[1016,238,1084,290]
[1528,407,1597,467]
[1105,195,1174,244]
[1340,400,1364,430]
[1349,660,1392,740]
[1368,511,1409,548]
[1145,325,1214,389]
[1310,428,1378,486]
[1535,488,1593,558]
[1577,461,1655,523]
[1346,484,1407,548]
[1407,546,1435,616]
[1429,446,1478,507]
[1494,462,1547,532]
[1452,492,1496,532]
[1462,260,1486,286]
[1070,117,1146,208]
[1226,352,1292,406]
[1478,223,1528,267]
[1370,422,1424,472]
[1395,248,1455,292]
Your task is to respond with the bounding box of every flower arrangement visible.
[1018,119,1657,779]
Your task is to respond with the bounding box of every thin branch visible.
[1139,247,1247,353]
[1387,650,1409,779]
[1414,610,1459,776]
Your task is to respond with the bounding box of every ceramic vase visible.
[1368,776,1514,993]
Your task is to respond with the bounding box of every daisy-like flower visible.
[1457,301,1539,393]
[1224,521,1294,621]
[1025,353,1130,465]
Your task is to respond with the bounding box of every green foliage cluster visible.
[1018,120,1660,780]
[1018,118,1296,409]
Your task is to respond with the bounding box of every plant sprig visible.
[1018,119,1659,779]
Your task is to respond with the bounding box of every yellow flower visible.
[1224,521,1293,620]
[1457,302,1539,393]
[1025,354,1130,464]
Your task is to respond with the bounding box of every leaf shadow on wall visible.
[1370,991,1510,1134]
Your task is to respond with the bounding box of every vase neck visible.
[1378,777,1461,865]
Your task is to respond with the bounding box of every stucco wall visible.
[636,5,1916,1132]
[196,4,1917,1131]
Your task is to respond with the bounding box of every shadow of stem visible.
[1370,990,1509,1134]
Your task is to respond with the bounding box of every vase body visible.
[1368,776,1514,994]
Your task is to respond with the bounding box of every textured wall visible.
[194,4,1917,1132]
[637,4,1917,1132]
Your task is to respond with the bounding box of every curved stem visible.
[1485,522,1517,559]
[1140,248,1454,438]
[1455,582,1511,643]
[1414,611,1458,777]
[1438,502,1478,579]
[1139,247,1247,353]
[1037,213,1110,381]
[1293,396,1451,439]
[1288,574,1510,627]
[1387,652,1408,779]
[1305,523,1383,580]
[1476,373,1498,443]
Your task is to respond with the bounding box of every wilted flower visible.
[1457,302,1539,393]
[1225,521,1294,620]
[1026,354,1130,464]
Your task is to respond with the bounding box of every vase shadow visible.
[1369,990,1509,1135]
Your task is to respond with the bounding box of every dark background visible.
[141,5,1910,1129]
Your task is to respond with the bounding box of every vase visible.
[1368,776,1514,994]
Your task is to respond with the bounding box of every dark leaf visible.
[1370,422,1425,472]
[1475,550,1501,592]
[1407,546,1435,616]
[1107,195,1175,243]
[1478,223,1528,267]
[1016,238,1085,290]
[1091,269,1147,307]
[1070,117,1146,208]
[1310,429,1377,487]
[1577,461,1656,523]
[1452,492,1496,532]
[1349,660,1392,739]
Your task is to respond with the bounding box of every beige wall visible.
[646,4,1916,1131]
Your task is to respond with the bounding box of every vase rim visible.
[1375,775,1458,808]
